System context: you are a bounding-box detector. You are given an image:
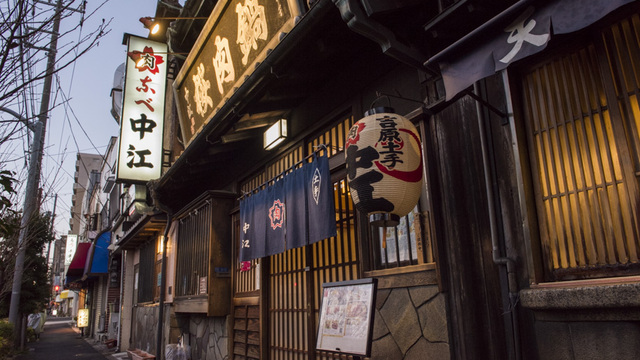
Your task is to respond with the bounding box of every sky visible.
[14,0,163,238]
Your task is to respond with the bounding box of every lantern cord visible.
[238,144,329,200]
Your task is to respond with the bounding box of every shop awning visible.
[83,231,111,278]
[116,212,166,251]
[425,0,635,100]
[60,290,70,299]
[65,242,92,283]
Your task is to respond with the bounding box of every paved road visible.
[15,318,111,360]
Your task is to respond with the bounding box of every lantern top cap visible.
[369,213,400,228]
[364,107,395,117]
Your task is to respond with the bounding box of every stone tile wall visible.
[174,313,229,360]
[132,305,159,354]
[372,285,450,360]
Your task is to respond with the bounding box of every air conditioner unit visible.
[103,175,116,193]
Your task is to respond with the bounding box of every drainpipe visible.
[154,187,174,360]
[154,213,172,359]
[116,250,125,352]
[473,83,521,360]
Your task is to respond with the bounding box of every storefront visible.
[118,0,640,359]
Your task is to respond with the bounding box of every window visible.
[174,191,234,315]
[175,201,213,297]
[371,206,424,268]
[520,11,640,280]
[137,239,158,303]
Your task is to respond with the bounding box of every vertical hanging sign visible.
[116,35,167,183]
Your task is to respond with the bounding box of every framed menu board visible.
[316,278,377,357]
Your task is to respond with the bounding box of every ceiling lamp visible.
[139,17,161,34]
[264,119,287,150]
[139,16,208,36]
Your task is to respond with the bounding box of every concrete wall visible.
[533,321,640,360]
[521,283,640,359]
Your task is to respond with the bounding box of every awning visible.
[83,231,111,279]
[60,290,70,299]
[426,0,635,100]
[116,212,166,251]
[65,242,92,284]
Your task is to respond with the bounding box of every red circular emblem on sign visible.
[269,199,285,230]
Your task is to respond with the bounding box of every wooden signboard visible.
[173,0,303,147]
[316,278,377,357]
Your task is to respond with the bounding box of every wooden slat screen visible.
[603,13,640,191]
[269,177,359,360]
[233,303,261,360]
[269,246,309,360]
[175,201,213,297]
[522,13,640,279]
[269,116,359,360]
[234,146,305,295]
[137,239,157,303]
[306,116,354,156]
[233,147,304,360]
[312,177,359,360]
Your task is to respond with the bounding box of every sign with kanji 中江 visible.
[116,35,167,183]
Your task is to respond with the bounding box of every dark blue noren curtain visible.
[306,154,337,244]
[285,162,308,250]
[265,179,286,256]
[239,153,337,261]
[240,189,268,262]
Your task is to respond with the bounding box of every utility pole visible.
[8,0,63,326]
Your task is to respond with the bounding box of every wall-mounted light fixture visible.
[157,235,165,254]
[264,119,287,150]
[139,16,208,35]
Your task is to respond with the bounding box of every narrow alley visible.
[15,318,127,360]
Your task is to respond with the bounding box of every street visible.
[14,317,127,360]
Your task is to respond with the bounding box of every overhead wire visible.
[32,0,103,235]
[3,0,118,236]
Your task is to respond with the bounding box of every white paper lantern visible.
[345,107,423,226]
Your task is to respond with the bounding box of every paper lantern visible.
[345,107,423,226]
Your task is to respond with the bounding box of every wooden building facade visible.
[112,0,640,359]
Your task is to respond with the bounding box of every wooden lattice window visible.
[370,205,430,269]
[137,240,158,303]
[175,201,213,297]
[521,11,640,280]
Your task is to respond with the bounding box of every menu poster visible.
[316,278,377,357]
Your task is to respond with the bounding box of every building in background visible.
[63,152,104,323]
[69,153,103,237]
